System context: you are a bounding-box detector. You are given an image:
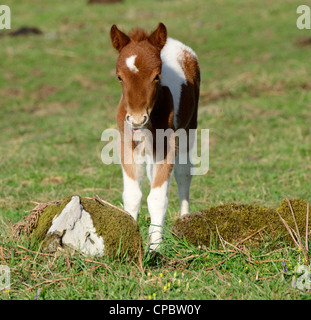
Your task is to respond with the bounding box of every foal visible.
[110,23,200,249]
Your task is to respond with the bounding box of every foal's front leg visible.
[122,162,144,221]
[147,163,174,250]
[120,123,145,221]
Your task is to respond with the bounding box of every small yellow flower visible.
[5,289,10,293]
[164,286,167,292]
[148,295,152,300]
[147,272,152,277]
[288,264,292,267]
[167,282,171,288]
[153,293,156,298]
[160,273,163,278]
[239,279,242,284]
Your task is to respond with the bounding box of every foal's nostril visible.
[126,114,131,122]
[143,115,148,124]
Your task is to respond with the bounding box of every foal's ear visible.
[110,24,130,52]
[148,22,167,51]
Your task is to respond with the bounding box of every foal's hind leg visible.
[174,130,195,216]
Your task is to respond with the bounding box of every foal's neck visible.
[150,84,174,131]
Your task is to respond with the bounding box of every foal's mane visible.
[128,28,149,42]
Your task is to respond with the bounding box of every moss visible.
[172,199,310,248]
[171,212,211,247]
[26,195,310,256]
[30,196,72,241]
[30,196,142,261]
[80,198,142,261]
[276,198,310,242]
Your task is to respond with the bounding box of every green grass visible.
[1,0,311,300]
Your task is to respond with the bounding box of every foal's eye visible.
[117,76,122,82]
[153,74,160,82]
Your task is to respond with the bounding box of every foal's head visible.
[110,23,167,130]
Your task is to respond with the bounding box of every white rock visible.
[46,196,105,256]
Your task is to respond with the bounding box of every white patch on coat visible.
[160,37,198,128]
[48,196,105,256]
[126,55,139,73]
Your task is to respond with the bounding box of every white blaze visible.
[126,55,139,73]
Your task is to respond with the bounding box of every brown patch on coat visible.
[152,163,174,188]
[176,50,200,130]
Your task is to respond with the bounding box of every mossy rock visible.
[172,199,310,248]
[28,195,142,261]
[31,196,72,241]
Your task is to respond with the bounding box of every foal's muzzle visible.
[126,113,149,130]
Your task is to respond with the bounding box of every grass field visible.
[0,0,311,300]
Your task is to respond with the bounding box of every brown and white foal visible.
[110,23,200,250]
